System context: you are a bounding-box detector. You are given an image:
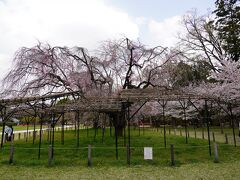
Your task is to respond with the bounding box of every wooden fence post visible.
[126,144,130,165]
[9,142,14,164]
[214,143,219,163]
[48,145,53,166]
[202,128,204,139]
[88,145,92,167]
[225,133,228,144]
[212,132,215,142]
[170,144,175,166]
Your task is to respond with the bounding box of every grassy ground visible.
[0,125,49,132]
[161,126,240,145]
[0,127,239,179]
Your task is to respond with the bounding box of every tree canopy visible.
[213,0,240,61]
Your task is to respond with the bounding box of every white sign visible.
[144,147,153,160]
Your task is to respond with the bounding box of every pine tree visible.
[214,0,240,61]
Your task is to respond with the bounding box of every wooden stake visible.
[170,144,175,166]
[48,145,53,166]
[88,145,92,167]
[225,133,228,144]
[214,143,219,163]
[9,142,14,164]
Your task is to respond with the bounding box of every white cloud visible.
[146,15,184,47]
[0,0,139,80]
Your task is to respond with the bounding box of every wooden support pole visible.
[225,133,228,144]
[76,111,80,148]
[88,145,92,167]
[229,104,237,147]
[138,120,141,136]
[183,107,188,144]
[214,143,219,163]
[102,127,105,143]
[205,100,211,156]
[110,121,112,137]
[38,114,43,160]
[202,128,205,139]
[127,100,131,163]
[170,144,175,166]
[193,127,196,138]
[24,132,26,140]
[212,132,215,142]
[26,122,29,142]
[115,125,118,160]
[9,142,14,164]
[87,125,89,137]
[126,144,130,165]
[61,113,65,145]
[123,127,126,146]
[48,145,53,166]
[52,124,55,158]
[163,101,167,148]
[221,123,224,134]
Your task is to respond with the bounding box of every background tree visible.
[213,0,240,61]
[178,11,225,72]
[1,43,112,98]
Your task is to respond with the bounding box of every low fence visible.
[0,126,238,167]
[3,142,226,167]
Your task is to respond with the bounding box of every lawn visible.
[0,125,49,132]
[0,127,239,179]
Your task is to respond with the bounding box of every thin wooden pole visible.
[38,120,43,160]
[88,145,92,167]
[38,100,44,160]
[205,100,211,156]
[229,104,237,147]
[183,104,188,144]
[170,144,175,166]
[127,100,131,165]
[126,144,130,165]
[51,113,56,158]
[9,140,14,164]
[77,111,80,148]
[48,145,53,166]
[26,120,29,142]
[61,113,65,145]
[115,114,119,160]
[33,116,36,144]
[214,143,219,163]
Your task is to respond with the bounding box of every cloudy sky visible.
[0,0,214,80]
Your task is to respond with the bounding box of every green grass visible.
[0,125,49,132]
[0,127,240,179]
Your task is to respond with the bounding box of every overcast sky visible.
[0,0,215,80]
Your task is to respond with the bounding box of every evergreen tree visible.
[214,0,240,61]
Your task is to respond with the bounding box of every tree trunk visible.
[109,113,126,137]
